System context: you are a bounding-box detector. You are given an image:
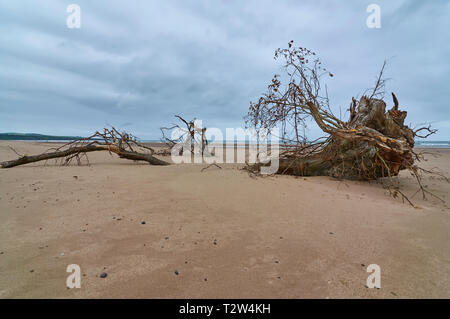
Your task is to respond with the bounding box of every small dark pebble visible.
[0,252,4,254]
[174,271,179,275]
[277,276,281,279]
[30,270,34,273]
[141,221,146,225]
[329,232,334,235]
[361,264,365,267]
[274,260,279,264]
[391,291,397,296]
[165,237,169,240]
[204,278,207,282]
[100,272,107,278]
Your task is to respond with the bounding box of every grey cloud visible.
[0,0,449,139]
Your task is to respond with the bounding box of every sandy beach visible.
[0,141,449,298]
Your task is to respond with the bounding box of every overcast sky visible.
[1,0,449,140]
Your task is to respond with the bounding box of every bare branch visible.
[1,127,169,168]
[414,125,437,138]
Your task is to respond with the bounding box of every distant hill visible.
[0,133,83,141]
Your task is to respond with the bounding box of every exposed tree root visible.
[245,41,449,205]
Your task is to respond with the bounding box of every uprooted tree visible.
[245,41,445,203]
[0,127,170,168]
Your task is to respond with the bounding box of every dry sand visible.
[0,141,449,298]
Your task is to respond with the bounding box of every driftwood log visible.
[1,127,169,168]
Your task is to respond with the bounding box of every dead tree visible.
[0,127,169,168]
[160,115,209,157]
[245,41,443,203]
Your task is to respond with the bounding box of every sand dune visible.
[0,141,449,298]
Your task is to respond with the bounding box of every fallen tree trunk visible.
[0,144,169,168]
[1,128,170,168]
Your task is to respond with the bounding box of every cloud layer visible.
[1,0,449,139]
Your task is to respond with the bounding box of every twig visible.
[201,163,222,172]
